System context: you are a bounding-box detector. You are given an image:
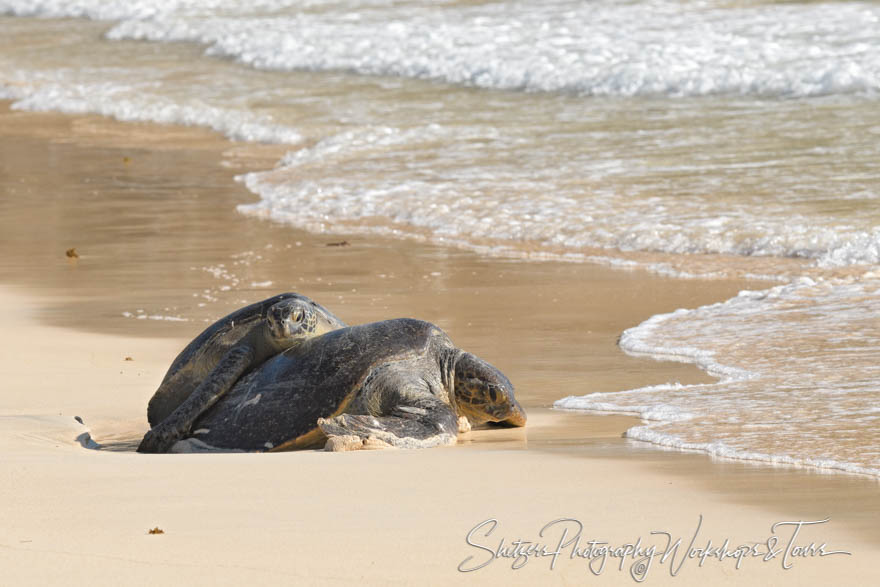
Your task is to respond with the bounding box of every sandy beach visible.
[1,103,878,585]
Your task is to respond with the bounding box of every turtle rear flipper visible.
[318,395,458,451]
[137,345,256,453]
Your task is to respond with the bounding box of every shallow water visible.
[558,274,880,477]
[1,0,879,479]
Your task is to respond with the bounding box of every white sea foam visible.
[122,311,188,321]
[7,0,879,99]
[3,0,880,98]
[0,0,379,20]
[556,273,880,478]
[238,142,880,273]
[4,3,880,274]
[555,387,696,423]
[2,74,303,144]
[624,426,880,479]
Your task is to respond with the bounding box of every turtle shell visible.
[188,319,451,451]
[147,293,346,426]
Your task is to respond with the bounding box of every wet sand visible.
[1,102,878,584]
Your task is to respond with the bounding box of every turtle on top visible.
[137,293,346,453]
[137,293,525,453]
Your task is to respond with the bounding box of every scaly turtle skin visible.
[169,318,526,453]
[137,293,346,453]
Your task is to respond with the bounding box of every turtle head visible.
[266,298,318,342]
[453,352,526,427]
[266,297,347,343]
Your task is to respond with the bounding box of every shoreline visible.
[2,285,876,585]
[2,101,879,583]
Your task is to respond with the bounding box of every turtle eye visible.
[489,388,497,402]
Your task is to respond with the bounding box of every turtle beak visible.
[270,317,289,339]
[500,398,527,427]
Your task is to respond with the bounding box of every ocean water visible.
[2,0,880,477]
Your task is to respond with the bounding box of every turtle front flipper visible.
[137,345,256,453]
[318,396,459,451]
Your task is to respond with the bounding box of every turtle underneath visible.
[137,293,346,453]
[169,318,526,453]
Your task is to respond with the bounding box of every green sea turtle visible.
[137,293,346,453]
[166,318,526,453]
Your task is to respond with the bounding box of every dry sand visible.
[1,103,878,585]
